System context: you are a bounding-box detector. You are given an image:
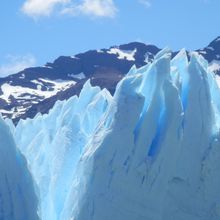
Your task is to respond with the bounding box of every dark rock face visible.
[0,38,220,123]
[196,37,220,62]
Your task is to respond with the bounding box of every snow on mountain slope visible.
[1,37,220,123]
[8,48,220,220]
[0,117,39,220]
[0,78,76,120]
[209,60,220,73]
[107,47,137,60]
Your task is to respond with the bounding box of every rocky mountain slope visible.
[1,36,220,123]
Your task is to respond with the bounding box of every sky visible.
[0,0,220,76]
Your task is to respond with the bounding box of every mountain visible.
[1,37,220,123]
[7,48,220,220]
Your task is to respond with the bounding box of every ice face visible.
[9,49,220,220]
[10,80,112,220]
[0,117,39,220]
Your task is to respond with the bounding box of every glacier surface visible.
[0,117,39,220]
[7,48,220,220]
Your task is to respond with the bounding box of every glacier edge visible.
[5,48,220,220]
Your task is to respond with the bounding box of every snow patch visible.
[0,79,76,103]
[215,75,220,88]
[68,72,86,80]
[208,60,220,73]
[70,56,79,59]
[207,46,214,51]
[107,48,137,61]
[199,50,207,55]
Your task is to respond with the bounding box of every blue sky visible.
[0,0,220,76]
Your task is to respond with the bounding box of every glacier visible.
[5,48,220,220]
[0,117,39,220]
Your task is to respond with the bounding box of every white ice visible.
[7,49,220,220]
[0,117,39,220]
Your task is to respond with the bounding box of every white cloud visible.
[21,0,117,18]
[138,0,151,8]
[62,0,117,18]
[21,0,70,18]
[0,54,36,77]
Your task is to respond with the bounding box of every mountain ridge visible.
[1,37,220,123]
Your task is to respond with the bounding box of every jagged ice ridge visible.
[2,48,220,220]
